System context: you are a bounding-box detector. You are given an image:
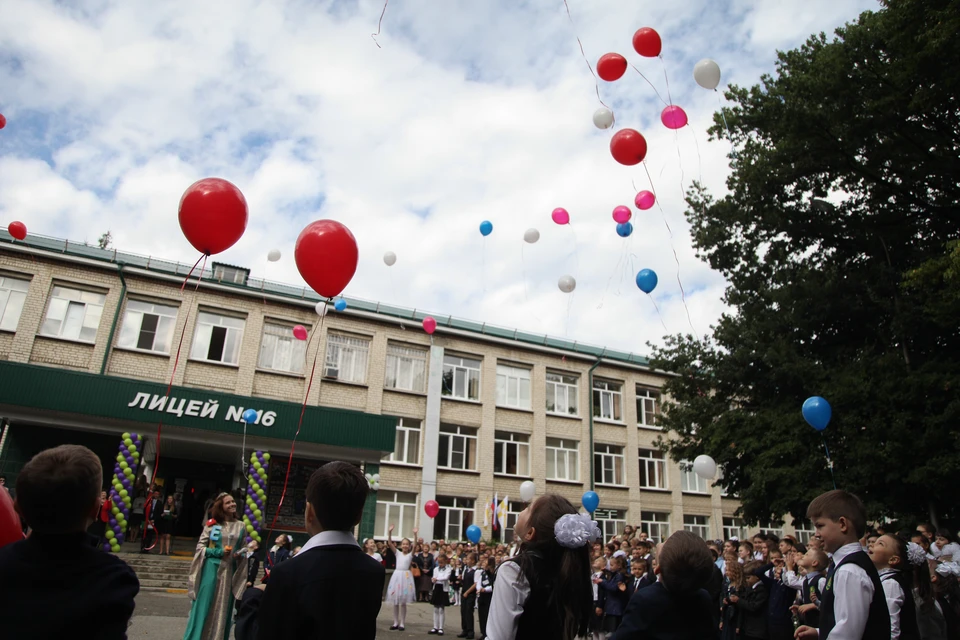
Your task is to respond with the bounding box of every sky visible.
[0,0,879,356]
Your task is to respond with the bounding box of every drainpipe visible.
[587,356,603,491]
[100,263,127,375]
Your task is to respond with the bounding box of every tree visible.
[650,0,960,527]
[98,231,113,250]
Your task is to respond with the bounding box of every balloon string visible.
[821,433,837,490]
[660,56,675,106]
[151,254,207,483]
[630,64,668,107]
[263,305,328,566]
[371,0,389,48]
[562,0,610,109]
[636,168,699,340]
[647,294,670,335]
[716,91,734,142]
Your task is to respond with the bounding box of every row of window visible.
[384,418,715,492]
[0,278,663,423]
[374,490,750,543]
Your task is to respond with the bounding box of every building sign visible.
[126,393,277,426]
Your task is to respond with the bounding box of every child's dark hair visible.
[609,555,626,574]
[806,490,867,538]
[631,557,648,570]
[743,560,763,576]
[658,531,715,594]
[884,534,909,570]
[305,461,368,531]
[936,529,957,544]
[740,540,754,552]
[508,494,592,639]
[16,445,102,533]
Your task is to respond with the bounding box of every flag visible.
[497,496,509,534]
[492,492,499,531]
[483,496,493,527]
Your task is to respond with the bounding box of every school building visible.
[0,229,811,545]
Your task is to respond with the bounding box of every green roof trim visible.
[0,361,396,452]
[1,231,651,367]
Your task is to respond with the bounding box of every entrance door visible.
[153,456,235,538]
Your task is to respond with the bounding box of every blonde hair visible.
[725,558,745,589]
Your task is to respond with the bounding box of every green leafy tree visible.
[651,0,960,527]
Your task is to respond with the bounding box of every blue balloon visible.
[635,269,658,294]
[802,396,832,431]
[335,299,347,312]
[581,491,600,513]
[242,408,259,424]
[466,524,482,544]
[479,220,493,236]
[616,222,633,237]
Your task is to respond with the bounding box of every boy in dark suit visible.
[0,444,140,639]
[627,557,654,599]
[241,461,385,640]
[459,552,478,639]
[738,561,769,640]
[612,530,719,639]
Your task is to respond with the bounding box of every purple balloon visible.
[109,518,117,526]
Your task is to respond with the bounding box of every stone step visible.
[138,578,190,590]
[129,571,191,582]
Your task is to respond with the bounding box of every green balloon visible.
[119,489,128,498]
[254,509,262,518]
[123,438,133,446]
[263,453,271,461]
[128,444,136,452]
[256,490,265,498]
[250,453,258,462]
[132,451,140,459]
[116,454,124,462]
[119,461,128,470]
[111,507,120,515]
[105,530,115,539]
[246,524,254,533]
[254,461,262,471]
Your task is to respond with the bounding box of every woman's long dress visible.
[183,520,247,640]
[386,551,417,604]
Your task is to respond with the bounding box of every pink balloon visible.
[551,208,570,225]
[292,325,308,341]
[635,190,656,210]
[660,105,688,130]
[612,206,632,224]
[423,316,437,335]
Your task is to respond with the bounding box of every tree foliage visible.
[650,0,960,527]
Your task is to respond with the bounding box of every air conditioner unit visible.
[323,367,339,379]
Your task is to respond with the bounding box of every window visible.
[437,424,478,471]
[684,515,711,539]
[758,520,784,539]
[385,342,427,392]
[39,285,106,342]
[0,276,30,332]
[375,491,417,540]
[435,496,475,541]
[594,444,625,486]
[493,501,524,543]
[546,371,578,416]
[212,263,249,285]
[793,520,815,544]
[681,462,710,494]
[636,387,660,427]
[638,448,667,489]
[382,418,421,465]
[546,437,579,482]
[324,332,370,383]
[189,311,245,364]
[494,431,530,476]
[640,511,671,543]
[595,509,627,541]
[592,379,622,421]
[496,363,531,409]
[117,300,178,354]
[442,354,481,401]
[257,322,307,374]
[723,517,746,541]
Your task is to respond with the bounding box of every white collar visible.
[831,542,863,566]
[878,567,897,577]
[805,570,822,580]
[297,530,360,556]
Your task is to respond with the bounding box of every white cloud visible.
[0,0,878,355]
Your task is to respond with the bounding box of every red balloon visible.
[423,317,437,335]
[0,113,6,130]
[7,221,27,241]
[610,129,648,166]
[294,220,359,298]
[0,486,23,549]
[424,499,440,519]
[596,53,628,82]
[178,178,248,256]
[632,27,662,58]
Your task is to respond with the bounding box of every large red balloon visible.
[424,499,440,519]
[0,487,23,549]
[294,220,359,298]
[632,27,662,58]
[7,221,27,240]
[178,178,248,256]
[0,113,6,130]
[596,53,628,82]
[610,129,648,166]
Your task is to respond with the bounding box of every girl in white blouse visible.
[430,554,453,635]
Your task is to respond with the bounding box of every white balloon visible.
[383,251,397,266]
[523,228,540,244]
[693,454,718,480]
[315,301,328,316]
[593,107,615,130]
[267,249,281,262]
[519,480,536,502]
[558,275,576,293]
[693,59,721,91]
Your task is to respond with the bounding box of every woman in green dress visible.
[183,492,248,640]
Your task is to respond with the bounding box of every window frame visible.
[683,514,711,540]
[545,371,579,416]
[723,516,746,541]
[189,310,246,365]
[640,511,671,544]
[116,299,179,355]
[594,508,627,541]
[545,437,580,482]
[493,431,531,477]
[374,490,418,540]
[257,321,308,374]
[593,443,625,487]
[324,331,371,384]
[638,448,667,490]
[680,461,711,494]
[636,386,661,428]
[592,379,623,422]
[39,284,107,344]
[435,496,476,541]
[495,363,532,410]
[437,424,479,472]
[441,354,482,401]
[384,342,428,393]
[0,275,31,333]
[382,417,422,466]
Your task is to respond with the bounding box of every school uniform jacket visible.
[611,582,719,640]
[738,581,769,639]
[626,574,655,600]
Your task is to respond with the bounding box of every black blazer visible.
[612,581,719,640]
[252,543,385,640]
[0,531,140,640]
[738,582,769,639]
[626,574,655,600]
